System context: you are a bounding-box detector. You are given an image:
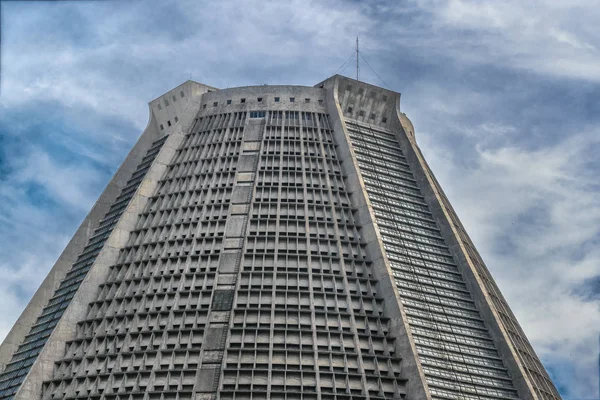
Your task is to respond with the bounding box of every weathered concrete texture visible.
[5,84,213,399]
[320,75,432,400]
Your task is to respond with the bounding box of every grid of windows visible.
[41,113,246,400]
[346,121,520,400]
[0,136,169,400]
[221,111,407,400]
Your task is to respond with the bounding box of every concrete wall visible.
[390,105,542,399]
[319,75,431,400]
[4,84,213,399]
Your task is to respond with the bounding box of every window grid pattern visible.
[0,136,169,400]
[346,121,519,400]
[221,112,407,400]
[414,146,562,400]
[41,112,247,400]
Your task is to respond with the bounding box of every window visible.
[305,98,310,103]
[241,98,246,103]
[165,99,170,106]
[172,95,177,102]
[318,99,324,105]
[213,102,218,107]
[369,113,376,120]
[160,124,164,130]
[358,111,365,117]
[346,85,352,91]
[180,90,185,98]
[257,97,263,102]
[227,99,232,105]
[382,117,387,124]
[382,95,387,102]
[174,116,179,122]
[289,97,295,102]
[347,107,353,114]
[167,120,172,126]
[358,88,364,95]
[250,111,266,118]
[274,97,280,102]
[203,104,207,109]
[157,103,162,110]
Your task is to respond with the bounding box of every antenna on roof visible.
[356,37,360,81]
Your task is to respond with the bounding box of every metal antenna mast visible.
[356,37,360,81]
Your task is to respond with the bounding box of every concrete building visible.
[0,76,561,400]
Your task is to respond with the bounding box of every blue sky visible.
[1,0,599,398]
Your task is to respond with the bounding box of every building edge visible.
[1,82,214,399]
[320,75,432,400]
[391,107,560,399]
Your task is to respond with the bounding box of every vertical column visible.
[194,117,263,400]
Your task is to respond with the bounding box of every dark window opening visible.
[382,117,388,124]
[289,97,295,102]
[346,85,352,91]
[305,98,310,103]
[174,116,179,122]
[172,95,177,102]
[274,97,280,102]
[165,99,170,106]
[257,97,263,102]
[358,110,365,117]
[227,99,232,105]
[213,102,218,107]
[250,111,266,118]
[382,95,387,101]
[160,124,164,130]
[203,104,207,109]
[157,103,162,110]
[167,120,172,126]
[241,98,246,103]
[180,90,185,98]
[369,113,376,119]
[347,107,353,114]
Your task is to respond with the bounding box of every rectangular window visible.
[203,104,207,109]
[180,90,185,98]
[382,95,387,101]
[241,98,246,103]
[347,107,353,113]
[358,111,365,117]
[382,117,387,124]
[157,103,162,110]
[305,98,310,103]
[172,95,177,102]
[257,97,263,102]
[167,120,172,126]
[318,99,324,105]
[160,124,164,130]
[250,111,266,118]
[274,97,280,102]
[369,113,376,119]
[213,102,218,107]
[289,97,295,102]
[174,116,179,122]
[227,99,232,105]
[165,99,170,106]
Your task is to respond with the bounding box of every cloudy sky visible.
[1,0,599,398]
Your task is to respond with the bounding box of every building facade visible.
[0,76,561,400]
